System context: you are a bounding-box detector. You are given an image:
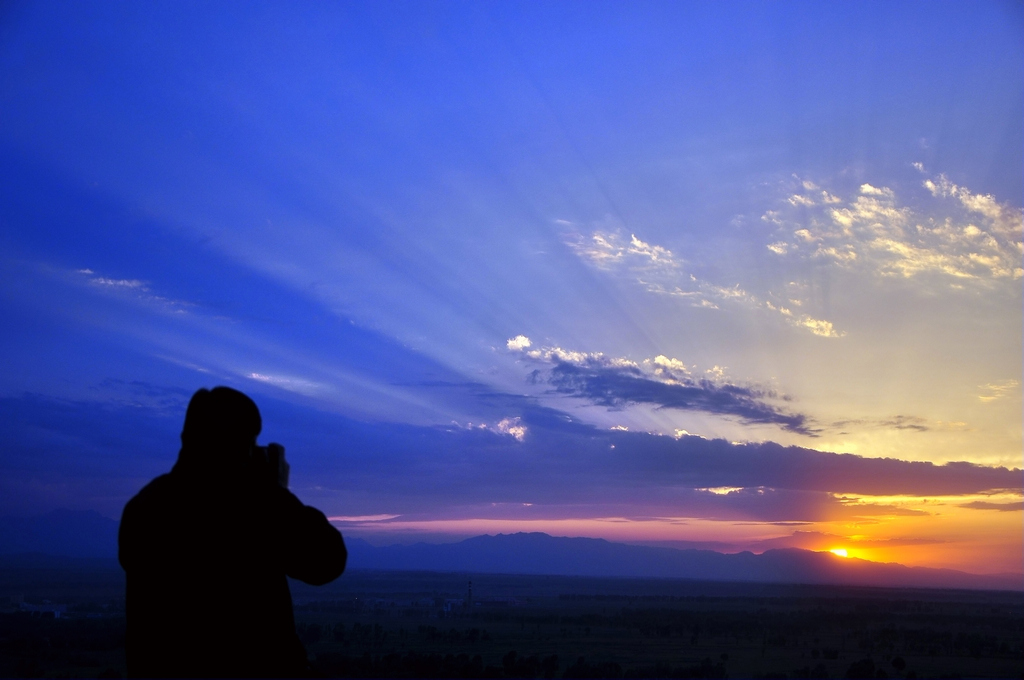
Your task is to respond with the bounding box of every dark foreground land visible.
[1,560,1021,679]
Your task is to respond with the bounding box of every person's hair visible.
[180,386,262,450]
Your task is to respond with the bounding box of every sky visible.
[0,1,1021,575]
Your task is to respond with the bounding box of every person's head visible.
[178,387,262,469]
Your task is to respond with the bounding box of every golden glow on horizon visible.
[338,490,1024,575]
[830,548,849,557]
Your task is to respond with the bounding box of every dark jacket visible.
[119,463,346,678]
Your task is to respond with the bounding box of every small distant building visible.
[442,598,464,614]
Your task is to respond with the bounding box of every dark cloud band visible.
[2,393,1019,523]
[544,360,812,434]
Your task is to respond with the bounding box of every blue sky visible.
[1,1,1021,573]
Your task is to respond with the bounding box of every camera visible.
[251,443,289,487]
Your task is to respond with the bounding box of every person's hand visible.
[267,443,290,489]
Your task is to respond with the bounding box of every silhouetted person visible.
[119,387,346,678]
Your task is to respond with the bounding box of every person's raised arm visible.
[266,444,346,585]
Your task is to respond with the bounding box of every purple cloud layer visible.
[3,392,1017,523]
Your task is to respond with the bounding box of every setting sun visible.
[830,549,849,558]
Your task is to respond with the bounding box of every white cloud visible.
[514,341,755,395]
[796,317,842,338]
[765,169,1024,285]
[247,372,326,397]
[517,343,619,369]
[507,335,532,351]
[567,227,844,338]
[565,231,627,267]
[496,417,527,442]
[651,354,691,377]
[75,268,193,314]
[512,340,814,435]
[977,380,1021,403]
[859,183,891,197]
[566,230,681,273]
[328,514,401,522]
[705,365,726,379]
[924,175,1004,222]
[697,486,744,495]
[815,246,857,263]
[627,233,674,263]
[92,277,148,289]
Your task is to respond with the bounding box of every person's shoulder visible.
[262,481,306,510]
[139,472,176,495]
[123,473,176,512]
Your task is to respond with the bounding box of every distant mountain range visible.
[345,533,1023,592]
[2,510,1020,591]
